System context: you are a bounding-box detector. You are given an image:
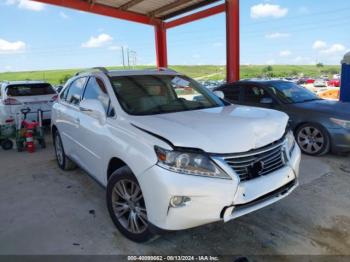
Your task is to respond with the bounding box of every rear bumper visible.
[138,144,301,231]
[329,128,350,153]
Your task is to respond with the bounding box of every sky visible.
[0,0,350,72]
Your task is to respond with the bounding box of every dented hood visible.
[129,105,289,154]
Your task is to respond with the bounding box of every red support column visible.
[226,0,240,82]
[154,22,168,68]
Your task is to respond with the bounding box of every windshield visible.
[110,75,227,115]
[267,82,322,104]
[6,83,56,97]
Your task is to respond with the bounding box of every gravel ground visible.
[0,136,349,255]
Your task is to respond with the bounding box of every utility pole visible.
[121,46,125,68]
[127,48,130,69]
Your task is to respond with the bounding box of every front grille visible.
[222,140,287,182]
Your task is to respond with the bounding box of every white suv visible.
[51,68,301,242]
[0,81,57,125]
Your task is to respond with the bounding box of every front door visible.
[76,77,113,178]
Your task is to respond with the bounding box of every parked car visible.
[0,81,57,125]
[54,85,64,93]
[327,79,340,87]
[214,80,350,155]
[52,68,301,242]
[306,78,315,84]
[313,79,327,87]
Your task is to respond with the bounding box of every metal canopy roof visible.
[92,0,221,20]
[33,0,239,82]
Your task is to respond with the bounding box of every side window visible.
[60,85,70,100]
[222,85,241,101]
[66,77,87,105]
[243,85,270,104]
[82,77,113,116]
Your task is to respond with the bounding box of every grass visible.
[0,65,340,85]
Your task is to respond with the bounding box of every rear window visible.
[6,83,56,97]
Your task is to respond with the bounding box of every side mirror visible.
[260,97,274,105]
[213,90,225,99]
[79,99,106,124]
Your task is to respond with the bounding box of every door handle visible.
[74,117,80,124]
[79,106,92,112]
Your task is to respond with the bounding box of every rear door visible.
[219,84,243,104]
[56,77,87,160]
[6,83,57,121]
[240,84,276,108]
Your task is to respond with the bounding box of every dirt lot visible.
[0,135,349,255]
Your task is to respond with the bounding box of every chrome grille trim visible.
[221,139,287,182]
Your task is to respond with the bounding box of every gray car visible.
[214,80,350,156]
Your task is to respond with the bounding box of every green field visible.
[0,65,340,85]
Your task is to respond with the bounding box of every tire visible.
[53,130,77,170]
[39,139,46,149]
[1,139,13,150]
[296,123,330,156]
[17,142,24,152]
[106,166,155,243]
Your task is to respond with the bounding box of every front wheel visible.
[106,167,155,243]
[296,123,330,156]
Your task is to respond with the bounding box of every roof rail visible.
[75,67,109,76]
[143,67,178,73]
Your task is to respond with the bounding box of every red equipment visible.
[23,121,39,153]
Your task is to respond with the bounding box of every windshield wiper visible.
[292,98,322,103]
[302,98,322,102]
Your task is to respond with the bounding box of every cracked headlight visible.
[155,146,231,180]
[330,118,350,129]
[286,130,296,156]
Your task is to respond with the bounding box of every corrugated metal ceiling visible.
[90,0,219,20]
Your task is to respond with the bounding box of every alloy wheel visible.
[55,134,64,166]
[112,179,148,234]
[297,126,324,154]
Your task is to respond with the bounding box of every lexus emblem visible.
[246,160,265,178]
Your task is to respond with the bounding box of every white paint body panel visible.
[51,70,301,231]
[129,105,289,153]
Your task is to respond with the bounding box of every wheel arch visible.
[51,124,58,139]
[294,121,331,138]
[107,157,128,181]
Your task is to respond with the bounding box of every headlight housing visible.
[154,146,231,180]
[330,118,350,129]
[285,130,296,156]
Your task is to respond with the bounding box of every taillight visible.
[50,95,58,102]
[5,118,14,123]
[4,98,22,105]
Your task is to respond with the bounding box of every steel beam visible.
[161,0,221,20]
[165,4,225,29]
[154,22,168,68]
[33,0,159,25]
[119,0,145,11]
[226,0,240,82]
[148,0,189,18]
